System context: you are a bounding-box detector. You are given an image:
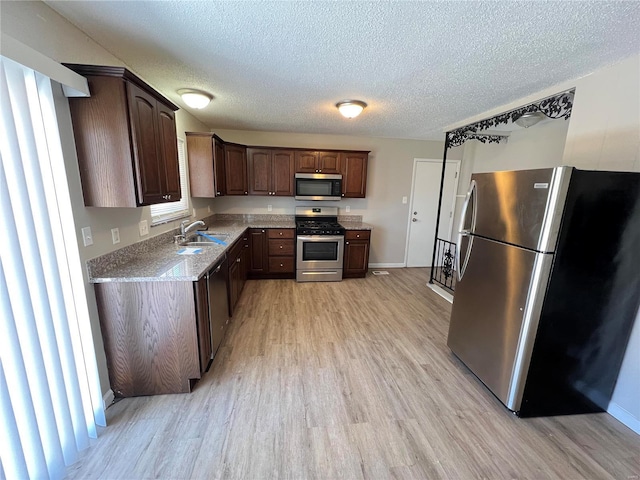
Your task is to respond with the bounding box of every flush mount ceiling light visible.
[177,89,213,109]
[336,100,367,119]
[514,111,546,128]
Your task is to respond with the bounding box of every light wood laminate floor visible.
[66,268,640,479]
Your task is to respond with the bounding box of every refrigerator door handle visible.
[456,180,477,281]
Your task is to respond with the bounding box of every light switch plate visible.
[267,204,272,212]
[139,220,149,237]
[81,226,93,247]
[111,228,120,245]
[345,206,350,213]
[402,196,408,204]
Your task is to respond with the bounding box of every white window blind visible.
[150,137,190,224]
[0,56,105,480]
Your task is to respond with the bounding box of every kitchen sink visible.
[180,232,230,246]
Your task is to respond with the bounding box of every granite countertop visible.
[339,220,374,230]
[88,213,372,283]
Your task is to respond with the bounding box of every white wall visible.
[561,54,640,435]
[208,129,457,267]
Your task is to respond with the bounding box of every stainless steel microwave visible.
[295,173,342,201]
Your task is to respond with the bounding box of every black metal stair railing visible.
[431,238,456,292]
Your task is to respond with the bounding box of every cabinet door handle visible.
[346,241,350,245]
[237,257,241,263]
[280,263,283,267]
[342,193,345,197]
[356,234,360,238]
[216,191,221,195]
[244,191,248,195]
[261,230,265,233]
[279,232,283,236]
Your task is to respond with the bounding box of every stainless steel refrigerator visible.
[447,166,640,417]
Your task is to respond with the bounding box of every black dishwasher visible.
[207,256,230,357]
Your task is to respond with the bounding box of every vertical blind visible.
[0,56,105,479]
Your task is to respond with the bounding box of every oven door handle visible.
[296,235,345,242]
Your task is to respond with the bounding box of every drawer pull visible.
[279,245,283,249]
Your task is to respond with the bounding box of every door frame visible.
[404,158,460,267]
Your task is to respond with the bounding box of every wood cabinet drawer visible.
[268,257,294,273]
[267,228,294,239]
[268,238,295,256]
[345,230,371,241]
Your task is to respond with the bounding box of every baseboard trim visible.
[103,389,115,410]
[368,263,406,268]
[427,283,454,303]
[607,402,640,436]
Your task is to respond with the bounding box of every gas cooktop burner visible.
[296,220,345,236]
[295,205,345,236]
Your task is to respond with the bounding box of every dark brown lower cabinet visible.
[227,233,249,317]
[249,228,295,279]
[343,230,371,278]
[95,281,203,397]
[95,256,231,398]
[248,228,267,275]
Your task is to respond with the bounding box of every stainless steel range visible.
[295,206,345,282]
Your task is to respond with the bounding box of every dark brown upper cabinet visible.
[186,133,226,197]
[294,150,341,174]
[224,143,248,195]
[65,64,180,207]
[340,152,368,198]
[247,148,295,196]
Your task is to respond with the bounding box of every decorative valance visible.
[446,89,575,148]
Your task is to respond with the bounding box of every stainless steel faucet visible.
[181,219,206,236]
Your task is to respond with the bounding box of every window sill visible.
[150,210,191,227]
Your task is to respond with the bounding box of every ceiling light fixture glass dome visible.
[178,89,213,109]
[514,111,545,128]
[336,100,367,118]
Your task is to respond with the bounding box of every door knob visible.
[412,218,417,222]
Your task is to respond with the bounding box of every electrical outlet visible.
[139,220,149,237]
[81,226,93,247]
[402,196,408,204]
[267,204,272,212]
[111,228,120,245]
[345,206,350,213]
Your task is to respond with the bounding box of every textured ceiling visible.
[45,1,640,141]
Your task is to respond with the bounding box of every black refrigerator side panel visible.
[519,170,640,417]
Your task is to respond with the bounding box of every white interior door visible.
[406,159,460,267]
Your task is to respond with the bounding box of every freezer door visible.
[471,167,571,252]
[447,236,552,410]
